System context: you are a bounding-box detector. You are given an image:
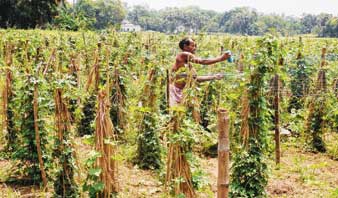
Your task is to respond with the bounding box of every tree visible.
[320,17,338,37]
[127,5,162,31]
[93,0,126,29]
[0,0,57,28]
[300,14,318,34]
[220,7,259,35]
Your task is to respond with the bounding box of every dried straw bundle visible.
[334,78,338,97]
[2,44,13,136]
[316,69,327,92]
[165,113,195,198]
[111,65,126,130]
[95,91,119,197]
[305,48,327,153]
[55,89,71,147]
[141,68,156,106]
[54,88,78,196]
[240,89,250,147]
[86,43,101,91]
[182,66,201,123]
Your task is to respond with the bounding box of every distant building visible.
[174,25,185,34]
[174,25,196,34]
[120,20,141,32]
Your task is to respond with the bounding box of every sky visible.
[121,0,338,17]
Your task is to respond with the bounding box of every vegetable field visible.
[0,29,338,198]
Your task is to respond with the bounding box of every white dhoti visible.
[169,84,183,107]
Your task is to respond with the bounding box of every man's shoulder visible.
[177,51,193,56]
[176,51,193,60]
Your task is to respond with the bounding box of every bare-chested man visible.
[169,37,231,107]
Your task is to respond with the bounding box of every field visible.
[0,29,337,197]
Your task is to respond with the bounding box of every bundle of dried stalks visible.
[141,69,156,106]
[42,48,56,75]
[69,53,81,88]
[137,68,156,125]
[55,89,71,146]
[240,89,250,147]
[95,91,119,196]
[305,48,327,153]
[182,66,201,123]
[191,97,202,123]
[2,43,13,136]
[33,81,48,188]
[269,75,282,108]
[317,47,327,92]
[68,53,81,123]
[334,78,338,97]
[165,113,195,198]
[111,65,126,129]
[316,70,327,92]
[86,43,102,91]
[237,53,245,72]
[54,88,78,196]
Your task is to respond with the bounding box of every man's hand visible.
[214,73,224,80]
[220,51,231,61]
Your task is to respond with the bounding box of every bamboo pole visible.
[273,75,281,165]
[217,108,230,198]
[32,46,48,189]
[166,69,170,109]
[3,44,12,138]
[33,83,48,189]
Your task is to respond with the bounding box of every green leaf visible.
[92,182,105,192]
[88,168,102,177]
[82,135,95,145]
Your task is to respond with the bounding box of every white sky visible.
[121,0,338,17]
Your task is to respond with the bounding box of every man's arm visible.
[175,73,223,82]
[185,52,231,65]
[196,73,224,82]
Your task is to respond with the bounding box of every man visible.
[169,37,231,107]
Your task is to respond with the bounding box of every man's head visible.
[179,37,196,54]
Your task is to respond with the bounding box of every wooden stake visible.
[33,83,48,189]
[273,75,281,165]
[166,69,170,110]
[3,44,12,138]
[217,108,230,198]
[321,48,326,68]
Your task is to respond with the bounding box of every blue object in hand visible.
[227,56,234,63]
[225,50,234,63]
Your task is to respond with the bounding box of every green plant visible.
[78,95,96,136]
[135,68,162,169]
[11,74,51,184]
[231,35,278,198]
[53,89,78,197]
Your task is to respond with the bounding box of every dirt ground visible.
[1,141,338,198]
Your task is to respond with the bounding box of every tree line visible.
[0,0,338,37]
